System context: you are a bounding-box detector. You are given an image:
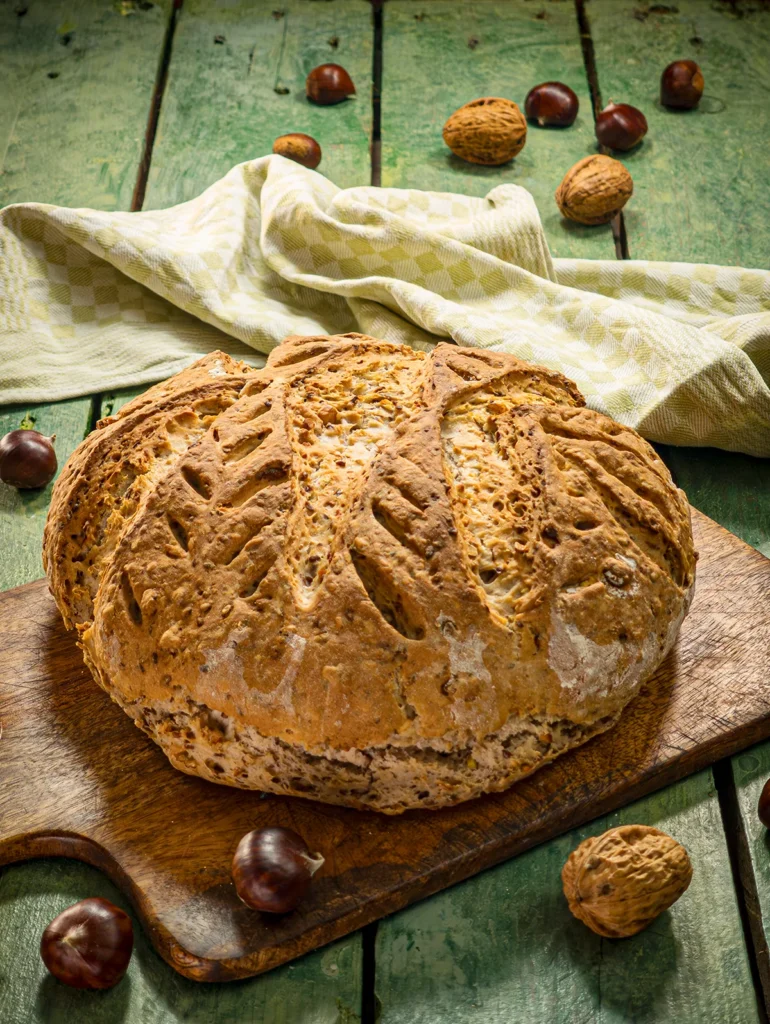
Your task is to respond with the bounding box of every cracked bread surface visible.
[44,334,696,813]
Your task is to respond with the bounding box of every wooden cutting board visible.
[2,508,770,983]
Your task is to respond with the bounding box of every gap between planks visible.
[371,0,384,186]
[131,0,184,212]
[574,0,628,259]
[715,760,770,1020]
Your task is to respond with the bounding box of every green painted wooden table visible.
[1,2,769,1021]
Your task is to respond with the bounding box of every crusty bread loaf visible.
[44,335,695,813]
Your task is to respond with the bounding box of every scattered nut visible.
[40,897,134,989]
[525,81,579,127]
[661,59,704,109]
[443,97,527,166]
[0,429,57,489]
[595,102,648,152]
[306,64,355,105]
[555,155,633,225]
[232,827,325,913]
[562,824,693,938]
[273,132,322,169]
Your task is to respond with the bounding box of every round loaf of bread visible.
[44,335,696,813]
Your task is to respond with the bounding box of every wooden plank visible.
[0,858,363,1024]
[0,0,171,210]
[375,768,761,1024]
[584,0,770,266]
[143,0,374,208]
[3,511,770,985]
[0,401,95,590]
[381,1,612,260]
[0,0,172,583]
[733,744,770,1006]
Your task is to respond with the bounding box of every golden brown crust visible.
[46,335,696,813]
[43,352,252,629]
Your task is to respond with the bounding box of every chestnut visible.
[40,897,134,990]
[232,827,324,913]
[273,132,322,169]
[306,63,356,106]
[759,778,770,828]
[524,82,579,127]
[595,102,648,152]
[0,428,57,489]
[661,60,704,110]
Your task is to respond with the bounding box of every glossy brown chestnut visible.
[759,779,770,828]
[273,133,322,169]
[306,64,356,106]
[595,102,648,152]
[40,897,134,990]
[524,82,579,127]
[661,60,704,109]
[0,429,57,489]
[232,827,325,913]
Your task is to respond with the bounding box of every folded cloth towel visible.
[1,155,768,455]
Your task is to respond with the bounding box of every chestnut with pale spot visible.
[524,82,579,127]
[232,827,325,913]
[40,897,134,989]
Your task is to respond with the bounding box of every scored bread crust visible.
[44,335,696,814]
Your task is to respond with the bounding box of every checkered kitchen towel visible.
[1,155,769,455]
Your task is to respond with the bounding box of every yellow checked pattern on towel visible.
[1,155,769,455]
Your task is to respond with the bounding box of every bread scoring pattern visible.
[45,335,695,813]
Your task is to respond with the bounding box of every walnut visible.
[562,824,693,938]
[555,154,633,225]
[443,97,527,166]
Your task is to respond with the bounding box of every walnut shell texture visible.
[555,155,633,226]
[443,97,527,166]
[562,824,693,937]
[44,336,695,814]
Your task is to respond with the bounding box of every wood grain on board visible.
[374,3,770,1021]
[2,510,769,983]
